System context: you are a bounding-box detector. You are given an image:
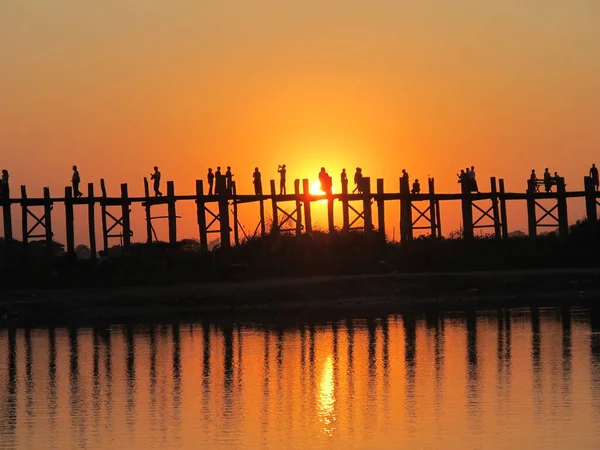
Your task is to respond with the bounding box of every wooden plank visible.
[218,187,230,248]
[399,176,412,241]
[65,186,75,259]
[376,178,385,240]
[20,186,28,245]
[294,179,303,236]
[232,181,240,245]
[460,180,474,240]
[2,181,13,242]
[341,179,350,232]
[196,180,208,252]
[584,176,597,224]
[121,183,131,247]
[362,177,372,233]
[428,178,437,238]
[490,177,501,240]
[270,179,279,235]
[100,179,109,252]
[43,187,53,257]
[88,183,96,259]
[499,179,508,239]
[302,179,312,233]
[167,181,177,245]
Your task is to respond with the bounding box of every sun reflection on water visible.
[318,355,336,436]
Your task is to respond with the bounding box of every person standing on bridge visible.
[543,168,552,192]
[469,165,479,193]
[253,167,262,195]
[278,164,287,195]
[0,169,9,200]
[72,165,83,198]
[319,167,332,195]
[353,167,363,194]
[225,166,234,194]
[151,166,162,197]
[590,164,599,191]
[215,166,222,195]
[207,168,214,195]
[341,168,348,188]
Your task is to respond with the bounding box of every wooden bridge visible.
[1,175,599,261]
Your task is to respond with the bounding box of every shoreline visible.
[2,268,600,328]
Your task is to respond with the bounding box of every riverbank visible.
[2,268,600,327]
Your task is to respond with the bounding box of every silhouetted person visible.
[402,169,409,181]
[543,168,552,192]
[530,169,537,181]
[341,169,348,188]
[470,165,479,193]
[411,179,421,194]
[353,167,363,194]
[151,166,162,197]
[1,169,9,199]
[319,167,332,195]
[530,169,539,192]
[278,164,287,195]
[590,164,599,191]
[457,169,465,184]
[225,166,234,194]
[253,167,262,195]
[72,165,82,198]
[207,168,214,195]
[215,166,222,195]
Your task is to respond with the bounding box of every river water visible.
[1,307,600,449]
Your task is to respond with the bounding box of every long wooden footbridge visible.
[1,175,599,260]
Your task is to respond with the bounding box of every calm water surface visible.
[1,308,600,449]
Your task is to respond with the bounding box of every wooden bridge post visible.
[87,183,97,259]
[269,179,279,235]
[167,181,177,245]
[20,186,28,245]
[556,177,568,237]
[400,176,412,241]
[100,179,109,252]
[294,179,303,236]
[376,178,385,240]
[460,181,474,240]
[120,183,131,248]
[143,177,152,244]
[219,184,231,248]
[490,177,501,240]
[499,179,508,239]
[232,181,240,246]
[327,186,335,234]
[196,180,208,252]
[428,178,437,238]
[2,183,12,242]
[584,176,597,224]
[302,179,312,233]
[341,178,350,232]
[362,177,372,233]
[259,179,266,236]
[526,179,537,238]
[65,186,76,260]
[43,187,53,257]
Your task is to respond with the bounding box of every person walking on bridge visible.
[353,167,363,194]
[72,165,83,198]
[590,164,599,191]
[151,166,163,197]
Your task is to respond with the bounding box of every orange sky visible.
[1,1,599,245]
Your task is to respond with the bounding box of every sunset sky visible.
[2,1,599,244]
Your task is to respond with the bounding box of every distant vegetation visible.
[0,218,599,289]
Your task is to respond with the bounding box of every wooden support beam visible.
[499,179,508,239]
[20,186,28,245]
[121,183,131,248]
[143,178,152,244]
[556,177,568,237]
[196,180,208,252]
[232,181,240,246]
[490,177,501,240]
[43,187,53,257]
[65,186,76,260]
[294,179,303,236]
[376,178,385,240]
[327,187,335,234]
[341,178,350,232]
[302,179,312,233]
[400,176,412,241]
[428,178,437,238]
[167,181,177,245]
[2,182,12,242]
[362,177,372,233]
[88,183,96,259]
[584,176,597,224]
[219,186,230,248]
[270,179,279,235]
[526,179,537,238]
[461,181,474,240]
[259,195,266,236]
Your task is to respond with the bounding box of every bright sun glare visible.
[310,181,335,196]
